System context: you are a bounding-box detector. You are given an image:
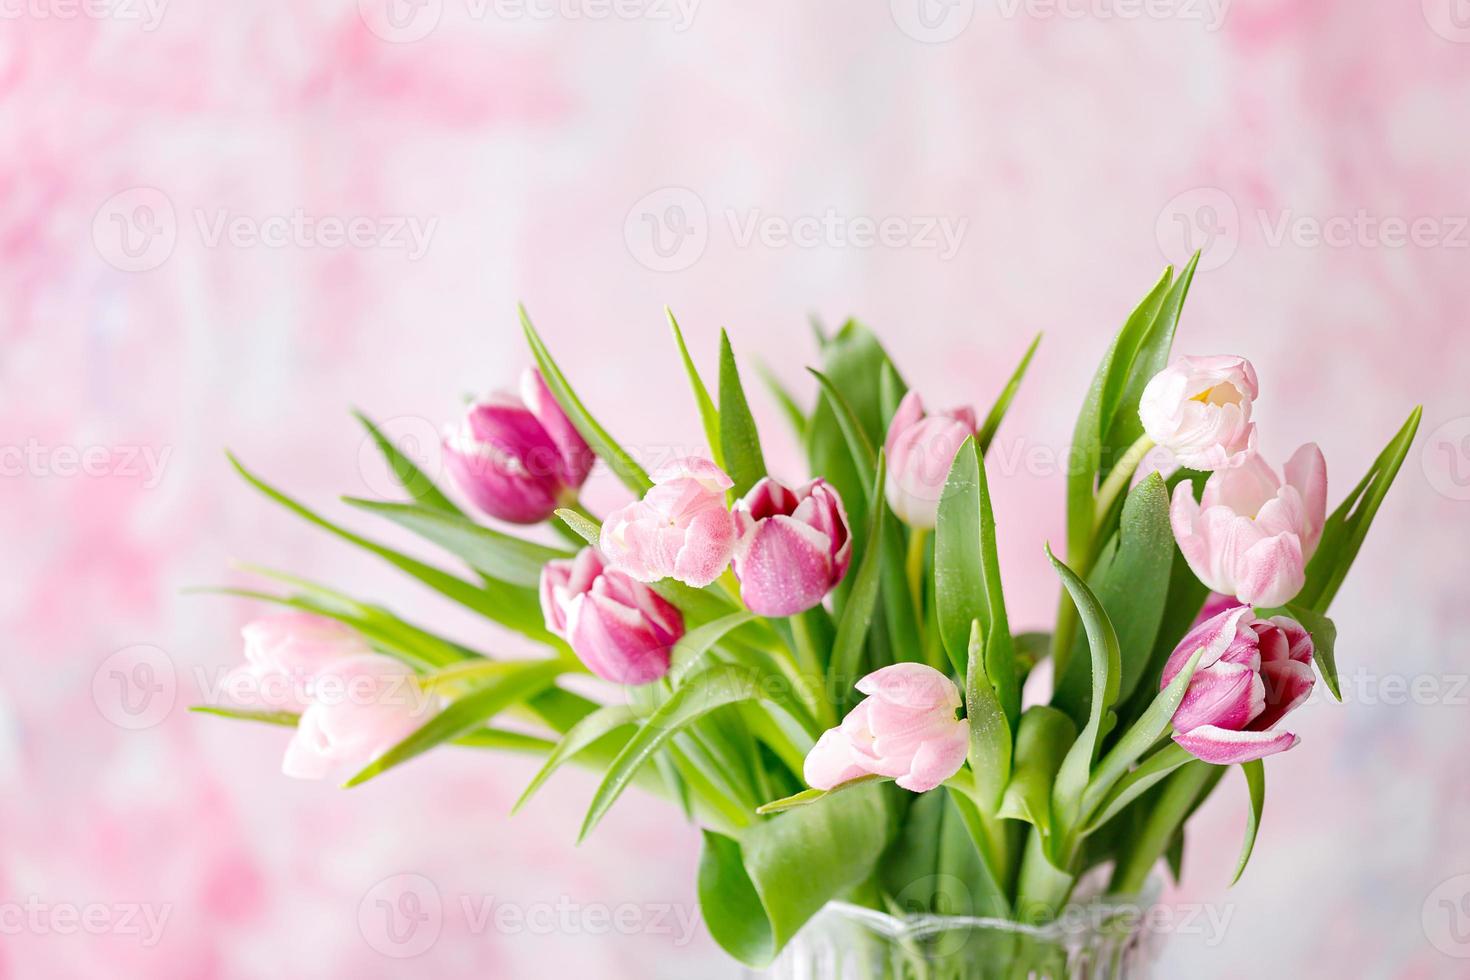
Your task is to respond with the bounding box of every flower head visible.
[1139,355,1258,470]
[731,477,851,617]
[541,548,684,685]
[599,458,738,588]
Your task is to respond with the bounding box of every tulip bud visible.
[599,457,739,588]
[730,477,852,617]
[224,612,373,711]
[281,654,440,780]
[883,391,979,529]
[1170,445,1327,607]
[804,663,968,793]
[540,548,685,685]
[1139,355,1258,470]
[443,368,595,524]
[1162,605,1315,765]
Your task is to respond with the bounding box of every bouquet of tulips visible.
[203,256,1420,971]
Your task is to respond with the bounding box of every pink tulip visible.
[599,457,739,588]
[883,391,979,529]
[1139,355,1258,470]
[1170,445,1327,608]
[224,612,373,711]
[805,663,969,793]
[1161,605,1315,765]
[730,477,852,617]
[540,548,685,685]
[281,654,440,781]
[443,368,595,524]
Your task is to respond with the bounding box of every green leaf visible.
[554,507,602,548]
[520,304,652,495]
[228,455,552,644]
[191,705,555,755]
[756,362,806,444]
[754,774,888,815]
[1054,474,1173,725]
[964,620,1011,811]
[1100,252,1199,464]
[1232,759,1265,885]
[1082,742,1194,834]
[879,788,1010,919]
[580,663,771,841]
[718,330,768,498]
[1296,407,1422,612]
[352,409,462,515]
[1065,268,1173,567]
[191,705,301,727]
[1109,759,1215,895]
[667,308,724,468]
[937,439,1019,725]
[345,498,572,587]
[829,458,887,691]
[344,659,564,786]
[807,368,878,493]
[976,333,1042,454]
[669,611,758,682]
[513,705,637,813]
[1282,604,1339,701]
[1047,546,1121,853]
[998,706,1077,840]
[698,784,896,967]
[1082,647,1203,820]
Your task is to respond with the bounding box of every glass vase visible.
[755,884,1163,980]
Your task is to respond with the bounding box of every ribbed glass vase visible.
[754,885,1164,980]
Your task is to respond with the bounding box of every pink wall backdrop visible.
[4,1,1470,976]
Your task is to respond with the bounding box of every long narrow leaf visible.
[1232,759,1266,885]
[353,409,462,515]
[667,308,724,467]
[976,332,1041,453]
[718,330,768,498]
[513,704,638,813]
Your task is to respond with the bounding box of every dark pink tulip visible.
[443,368,594,524]
[1162,605,1316,765]
[540,548,685,685]
[730,477,851,617]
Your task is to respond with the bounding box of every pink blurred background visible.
[5,1,1470,976]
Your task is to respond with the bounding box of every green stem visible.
[1109,760,1214,895]
[1014,830,1077,924]
[1092,434,1155,527]
[790,611,837,728]
[905,527,929,631]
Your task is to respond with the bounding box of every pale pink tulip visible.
[1161,605,1315,765]
[1139,355,1258,470]
[223,612,372,711]
[282,654,440,781]
[599,458,738,588]
[1170,445,1327,608]
[805,663,968,793]
[540,548,684,685]
[883,391,980,529]
[443,368,594,524]
[731,477,852,617]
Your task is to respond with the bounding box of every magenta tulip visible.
[730,477,852,617]
[805,663,969,793]
[883,391,979,529]
[540,548,685,685]
[443,368,595,524]
[281,654,440,780]
[1170,445,1327,608]
[1162,605,1316,765]
[1139,354,1258,470]
[599,457,739,588]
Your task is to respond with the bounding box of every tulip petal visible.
[1284,443,1328,558]
[857,663,962,711]
[804,728,870,790]
[1173,725,1299,765]
[566,592,673,685]
[895,719,969,792]
[1233,532,1306,608]
[1173,662,1264,733]
[520,368,594,488]
[734,515,834,616]
[1254,659,1314,731]
[1162,604,1253,682]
